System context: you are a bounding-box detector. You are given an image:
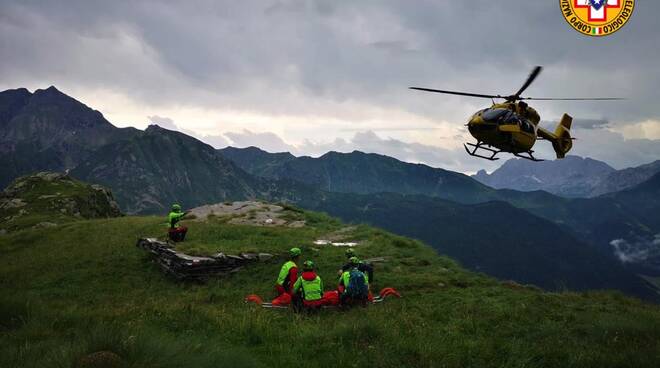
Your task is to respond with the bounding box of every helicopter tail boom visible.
[553,114,573,159]
[538,114,573,159]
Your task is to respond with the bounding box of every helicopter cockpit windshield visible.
[480,108,535,133]
[481,108,518,124]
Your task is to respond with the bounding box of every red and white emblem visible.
[574,0,620,22]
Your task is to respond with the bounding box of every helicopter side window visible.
[520,119,534,133]
[503,112,519,124]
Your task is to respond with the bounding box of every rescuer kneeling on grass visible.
[292,260,324,311]
[340,248,374,283]
[275,247,301,295]
[168,204,188,242]
[338,256,370,306]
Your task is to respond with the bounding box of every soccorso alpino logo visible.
[560,0,635,37]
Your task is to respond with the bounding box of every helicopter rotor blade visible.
[519,97,625,101]
[511,66,542,99]
[409,87,501,99]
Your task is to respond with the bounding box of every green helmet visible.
[345,248,355,258]
[171,204,182,212]
[289,247,302,258]
[349,256,360,265]
[303,260,315,270]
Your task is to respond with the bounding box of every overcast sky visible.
[1,0,659,172]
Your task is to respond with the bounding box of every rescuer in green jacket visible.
[340,248,374,283]
[338,256,370,306]
[275,247,301,295]
[292,260,324,309]
[167,204,188,242]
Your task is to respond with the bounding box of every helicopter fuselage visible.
[467,102,539,153]
[410,65,619,161]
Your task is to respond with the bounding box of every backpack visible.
[346,269,368,300]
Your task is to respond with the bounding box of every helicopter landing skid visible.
[464,142,544,162]
[513,151,544,162]
[464,142,500,161]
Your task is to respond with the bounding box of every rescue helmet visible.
[171,204,182,212]
[345,248,355,258]
[303,260,315,270]
[289,247,302,258]
[349,256,360,265]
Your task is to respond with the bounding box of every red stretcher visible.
[245,287,401,309]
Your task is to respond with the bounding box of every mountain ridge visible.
[473,155,660,198]
[219,146,500,204]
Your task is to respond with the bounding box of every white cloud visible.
[200,135,230,149]
[224,129,296,153]
[610,234,660,263]
[147,115,177,130]
[146,115,229,148]
[611,120,660,140]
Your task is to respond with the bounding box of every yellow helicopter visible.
[411,66,622,161]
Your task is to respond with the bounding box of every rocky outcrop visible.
[0,172,122,232]
[189,201,306,228]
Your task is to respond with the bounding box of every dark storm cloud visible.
[0,0,658,169]
[2,0,659,120]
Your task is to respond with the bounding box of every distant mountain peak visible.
[2,87,31,95]
[34,85,66,97]
[473,155,621,197]
[145,124,166,132]
[28,86,104,118]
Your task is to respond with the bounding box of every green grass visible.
[1,211,660,367]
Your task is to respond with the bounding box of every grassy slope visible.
[1,212,660,368]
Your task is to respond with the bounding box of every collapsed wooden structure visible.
[136,238,273,281]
